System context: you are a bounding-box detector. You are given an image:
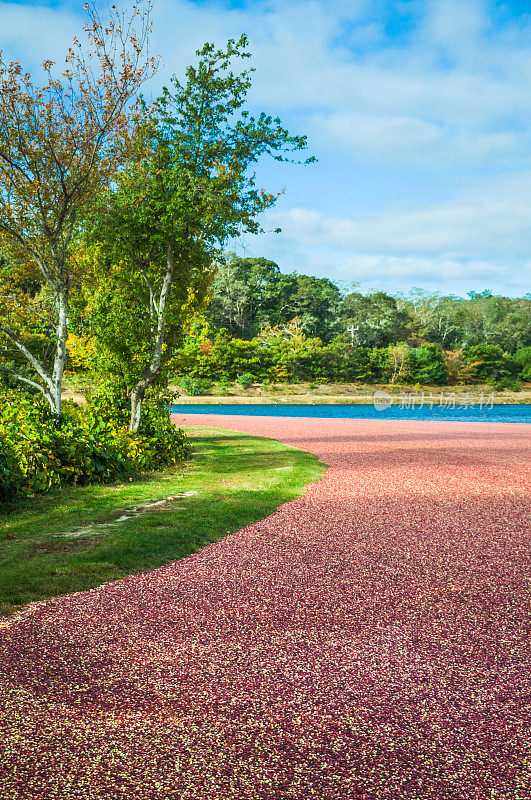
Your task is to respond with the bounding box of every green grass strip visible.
[0,427,325,616]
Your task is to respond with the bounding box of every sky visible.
[1,0,531,296]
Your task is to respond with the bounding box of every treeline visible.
[171,320,531,389]
[166,255,531,389]
[207,256,531,353]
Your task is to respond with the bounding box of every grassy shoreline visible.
[0,427,325,618]
[63,381,531,406]
[169,388,531,406]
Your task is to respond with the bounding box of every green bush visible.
[0,389,190,502]
[79,387,191,471]
[218,377,232,396]
[494,378,521,392]
[465,345,519,384]
[515,347,531,382]
[169,322,530,387]
[236,372,254,389]
[410,344,448,386]
[178,376,214,396]
[0,438,21,502]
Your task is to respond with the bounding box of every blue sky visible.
[1,0,531,296]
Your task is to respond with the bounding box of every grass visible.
[166,381,531,405]
[0,426,325,617]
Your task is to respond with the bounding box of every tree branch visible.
[0,325,52,389]
[0,363,49,396]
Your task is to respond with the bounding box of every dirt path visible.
[1,416,530,799]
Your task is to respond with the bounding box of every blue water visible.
[171,403,531,424]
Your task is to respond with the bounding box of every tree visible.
[443,349,478,386]
[208,255,281,335]
[0,0,156,414]
[340,291,411,347]
[410,344,448,385]
[515,347,531,382]
[0,243,50,390]
[88,36,314,430]
[461,294,531,353]
[286,274,341,340]
[395,290,465,347]
[387,344,412,383]
[70,238,211,400]
[208,255,340,340]
[208,257,251,333]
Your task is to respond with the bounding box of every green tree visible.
[396,290,465,347]
[465,344,519,384]
[284,274,341,340]
[515,347,531,382]
[387,343,412,383]
[410,344,448,385]
[209,255,340,339]
[340,291,411,347]
[208,257,252,334]
[87,36,313,430]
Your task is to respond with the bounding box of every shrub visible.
[236,372,254,390]
[79,387,191,471]
[0,438,21,502]
[494,378,521,392]
[178,376,213,396]
[169,324,531,388]
[134,393,191,469]
[387,345,412,383]
[0,389,190,502]
[465,345,519,384]
[410,344,448,386]
[218,377,232,396]
[443,350,477,385]
[515,347,531,382]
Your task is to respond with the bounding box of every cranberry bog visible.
[0,415,529,799]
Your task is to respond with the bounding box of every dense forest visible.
[207,255,530,351]
[169,255,531,389]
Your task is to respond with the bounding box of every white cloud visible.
[0,2,79,67]
[264,170,531,260]
[244,169,531,294]
[237,240,530,296]
[3,0,531,155]
[318,113,442,157]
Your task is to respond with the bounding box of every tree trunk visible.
[129,383,149,432]
[128,243,176,432]
[48,284,69,416]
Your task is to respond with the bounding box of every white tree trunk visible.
[48,286,69,416]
